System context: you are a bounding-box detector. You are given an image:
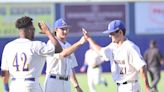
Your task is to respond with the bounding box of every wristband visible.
[4,83,9,91]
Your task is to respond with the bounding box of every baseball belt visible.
[12,78,35,81]
[93,65,100,69]
[50,75,68,81]
[117,80,138,86]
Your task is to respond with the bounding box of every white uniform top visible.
[1,38,55,79]
[100,39,146,83]
[46,40,78,77]
[85,49,104,68]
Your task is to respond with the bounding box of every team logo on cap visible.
[108,24,111,29]
[62,19,67,26]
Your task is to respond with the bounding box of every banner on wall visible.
[62,3,127,36]
[135,3,164,35]
[0,3,54,37]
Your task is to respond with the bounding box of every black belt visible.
[93,65,100,69]
[50,75,68,81]
[12,78,35,81]
[117,80,138,86]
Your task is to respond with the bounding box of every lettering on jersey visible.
[13,52,29,71]
[120,67,126,75]
[114,60,126,75]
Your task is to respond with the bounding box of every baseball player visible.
[82,20,151,92]
[1,16,62,92]
[44,18,84,92]
[80,46,108,92]
[144,40,164,92]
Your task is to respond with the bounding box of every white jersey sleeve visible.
[34,41,55,56]
[100,45,113,62]
[128,44,146,71]
[1,46,9,71]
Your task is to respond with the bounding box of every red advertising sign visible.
[135,3,164,35]
[63,3,127,36]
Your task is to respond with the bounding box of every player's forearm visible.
[140,65,150,92]
[87,38,101,53]
[70,70,83,92]
[70,70,79,87]
[2,71,9,83]
[3,77,9,92]
[45,31,62,53]
[82,28,101,53]
[1,71,9,92]
[60,41,82,57]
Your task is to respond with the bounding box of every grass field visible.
[0,72,164,92]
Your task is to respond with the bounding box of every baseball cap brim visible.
[54,25,71,30]
[102,29,116,34]
[58,25,71,28]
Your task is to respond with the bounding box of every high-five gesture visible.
[81,28,101,53]
[38,21,50,34]
[39,21,62,52]
[82,28,90,40]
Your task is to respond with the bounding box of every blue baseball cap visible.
[53,18,71,29]
[103,20,125,34]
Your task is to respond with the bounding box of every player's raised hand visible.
[38,21,50,34]
[81,28,90,40]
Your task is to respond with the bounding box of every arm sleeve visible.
[35,41,55,56]
[1,47,9,71]
[129,45,146,71]
[100,46,113,61]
